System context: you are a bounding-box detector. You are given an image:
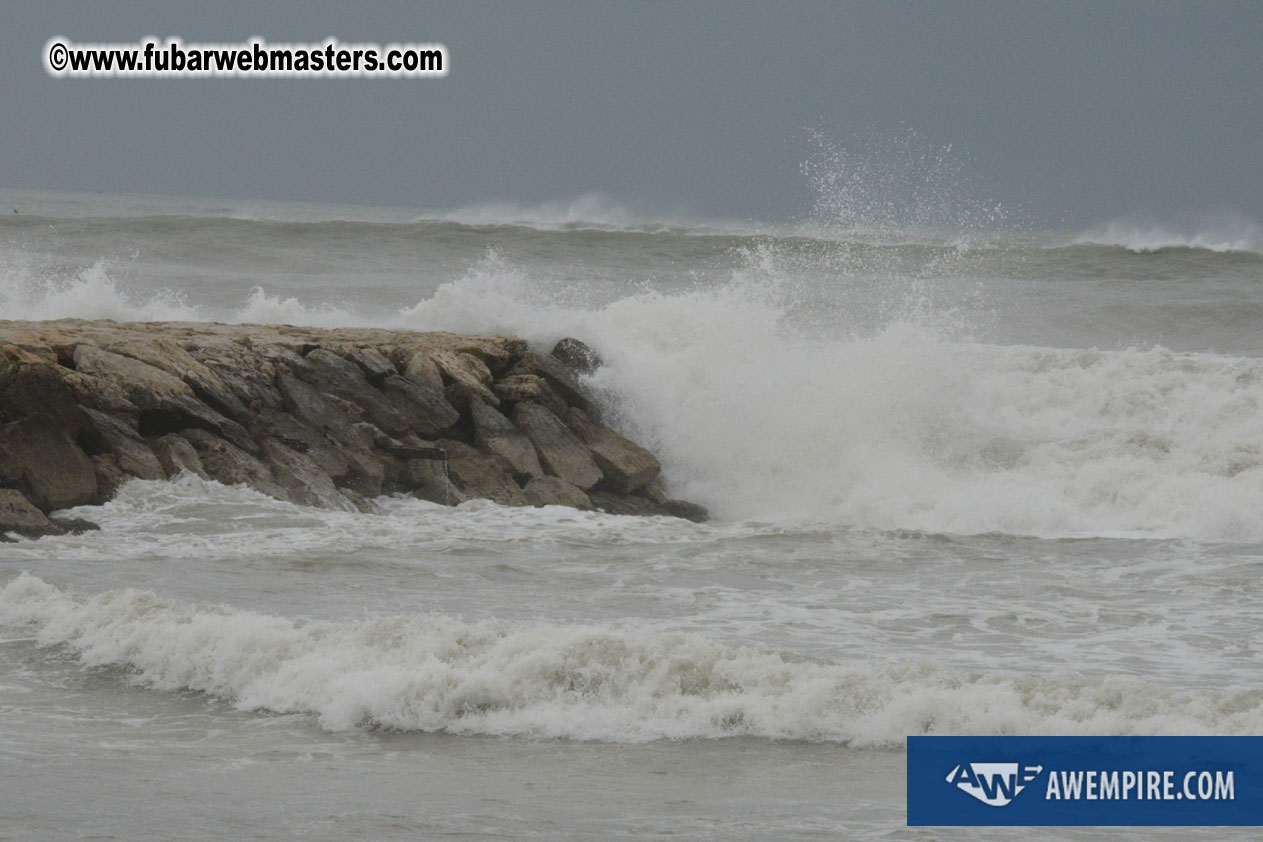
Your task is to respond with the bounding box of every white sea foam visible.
[1,574,1258,744]
[1075,215,1263,254]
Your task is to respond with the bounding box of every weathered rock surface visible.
[0,319,708,533]
[513,402,603,491]
[0,414,97,512]
[0,488,61,537]
[524,476,592,509]
[566,407,659,494]
[470,399,542,481]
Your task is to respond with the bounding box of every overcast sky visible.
[3,1,1260,227]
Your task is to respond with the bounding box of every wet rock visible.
[90,454,128,501]
[470,399,542,481]
[0,361,91,435]
[381,374,461,436]
[566,408,659,494]
[304,348,411,437]
[512,402,603,490]
[437,439,529,507]
[492,374,570,420]
[0,415,97,512]
[588,490,663,517]
[276,372,361,432]
[139,393,260,456]
[48,516,100,534]
[430,350,498,406]
[181,429,284,499]
[344,347,396,384]
[150,432,209,479]
[552,338,602,376]
[509,351,595,413]
[401,457,465,506]
[662,499,709,523]
[400,350,445,393]
[524,476,591,509]
[0,321,706,521]
[73,344,192,409]
[0,488,61,537]
[262,439,357,511]
[81,408,165,480]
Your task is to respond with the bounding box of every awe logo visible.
[946,762,1044,807]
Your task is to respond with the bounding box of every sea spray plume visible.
[3,574,1263,743]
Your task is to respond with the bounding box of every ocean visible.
[2,186,1262,840]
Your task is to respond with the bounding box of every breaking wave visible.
[3,574,1260,744]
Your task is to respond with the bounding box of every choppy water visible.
[1,186,1262,840]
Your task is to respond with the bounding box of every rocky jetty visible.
[0,319,706,539]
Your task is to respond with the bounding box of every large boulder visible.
[566,408,659,494]
[551,338,602,376]
[508,351,596,413]
[80,408,165,480]
[470,399,542,481]
[0,489,61,537]
[512,402,602,490]
[0,415,97,512]
[180,429,284,499]
[436,439,529,506]
[343,347,396,384]
[262,439,357,511]
[303,348,411,437]
[150,433,209,479]
[492,374,570,419]
[523,476,591,509]
[73,344,192,409]
[400,350,445,392]
[430,350,498,406]
[138,393,260,455]
[0,361,90,436]
[276,372,361,431]
[381,374,461,436]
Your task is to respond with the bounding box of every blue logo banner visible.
[908,736,1263,826]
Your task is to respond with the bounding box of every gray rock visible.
[589,490,663,517]
[262,439,357,511]
[0,415,97,512]
[512,402,603,490]
[509,351,595,413]
[523,476,591,509]
[90,453,127,501]
[661,499,710,523]
[381,375,461,436]
[73,344,192,409]
[276,372,361,431]
[0,362,91,436]
[401,457,465,506]
[304,348,412,437]
[437,439,529,507]
[492,374,570,419]
[470,399,542,480]
[401,350,445,393]
[551,338,603,375]
[181,429,285,499]
[345,347,396,384]
[430,350,499,406]
[151,433,209,479]
[139,393,260,456]
[0,488,61,537]
[81,408,165,480]
[566,408,660,494]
